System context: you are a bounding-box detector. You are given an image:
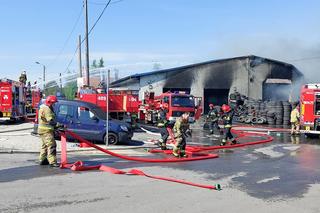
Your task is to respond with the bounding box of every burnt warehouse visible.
[110,55,303,112]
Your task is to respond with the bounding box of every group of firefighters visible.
[36,94,302,166]
[156,103,237,158]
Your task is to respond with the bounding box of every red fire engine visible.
[0,79,26,120]
[0,78,41,121]
[300,84,320,135]
[138,91,202,124]
[78,87,140,121]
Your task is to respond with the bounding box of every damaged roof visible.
[111,55,301,86]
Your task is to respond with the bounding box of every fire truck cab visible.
[300,84,320,135]
[0,79,26,120]
[139,91,202,124]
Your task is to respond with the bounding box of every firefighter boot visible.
[50,163,60,168]
[180,150,188,158]
[39,158,49,165]
[231,139,237,145]
[220,139,226,146]
[172,147,180,157]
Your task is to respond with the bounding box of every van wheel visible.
[104,132,119,145]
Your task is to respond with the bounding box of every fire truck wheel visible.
[105,132,119,145]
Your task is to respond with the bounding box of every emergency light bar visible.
[304,84,320,89]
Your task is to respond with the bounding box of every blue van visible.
[34,99,133,145]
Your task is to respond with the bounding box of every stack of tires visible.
[235,99,293,126]
[274,102,284,125]
[266,101,277,125]
[282,101,292,125]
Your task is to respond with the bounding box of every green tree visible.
[44,80,59,96]
[62,81,77,100]
[152,63,161,71]
[91,59,97,69]
[98,57,104,68]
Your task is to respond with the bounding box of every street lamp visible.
[35,62,46,91]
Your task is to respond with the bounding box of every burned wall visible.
[113,56,304,102]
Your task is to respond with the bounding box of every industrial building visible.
[110,55,303,112]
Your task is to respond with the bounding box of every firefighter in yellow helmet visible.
[172,112,192,157]
[37,95,60,167]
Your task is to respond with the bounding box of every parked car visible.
[33,99,133,145]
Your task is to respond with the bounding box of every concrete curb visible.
[0,127,33,134]
[0,143,158,154]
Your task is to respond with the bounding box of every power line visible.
[89,0,125,6]
[47,6,83,68]
[63,0,114,75]
[88,0,112,36]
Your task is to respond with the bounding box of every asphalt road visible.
[1,128,320,213]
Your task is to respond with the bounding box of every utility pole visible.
[36,62,46,92]
[106,69,110,146]
[84,0,90,86]
[59,73,62,91]
[78,35,83,78]
[43,65,46,91]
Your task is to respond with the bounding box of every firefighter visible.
[220,104,237,146]
[157,104,169,150]
[172,112,192,157]
[290,104,300,135]
[206,103,222,135]
[37,95,60,167]
[19,71,27,84]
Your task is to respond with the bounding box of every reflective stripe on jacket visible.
[173,117,189,138]
[290,108,300,123]
[38,104,55,134]
[222,111,234,128]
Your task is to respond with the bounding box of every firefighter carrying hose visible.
[157,104,169,150]
[37,95,63,167]
[206,103,222,135]
[220,104,237,146]
[172,112,192,157]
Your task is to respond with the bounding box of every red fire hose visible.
[60,126,274,190]
[149,126,274,154]
[65,130,219,163]
[68,161,220,190]
[60,133,220,190]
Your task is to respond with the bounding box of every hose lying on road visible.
[59,127,275,190]
[65,130,219,163]
[68,161,221,190]
[148,126,274,154]
[60,132,221,190]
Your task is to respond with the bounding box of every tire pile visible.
[236,100,292,125]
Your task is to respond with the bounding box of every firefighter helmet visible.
[45,95,58,106]
[222,104,231,113]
